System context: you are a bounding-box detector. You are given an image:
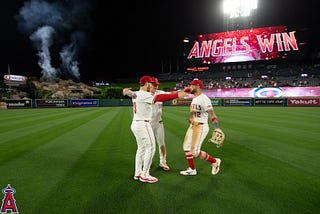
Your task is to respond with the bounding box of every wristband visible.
[211,117,219,128]
[213,121,219,128]
[211,117,218,123]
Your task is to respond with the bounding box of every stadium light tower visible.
[223,0,257,31]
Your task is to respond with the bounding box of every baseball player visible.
[124,75,187,183]
[149,77,170,171]
[180,78,222,176]
[123,77,171,171]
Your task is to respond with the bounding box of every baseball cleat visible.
[212,158,221,175]
[180,167,197,176]
[139,175,158,183]
[159,162,170,171]
[133,175,140,180]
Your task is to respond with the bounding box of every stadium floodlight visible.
[223,0,257,18]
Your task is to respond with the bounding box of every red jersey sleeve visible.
[153,93,178,102]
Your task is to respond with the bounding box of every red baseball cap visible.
[151,77,160,86]
[139,75,152,85]
[189,78,203,88]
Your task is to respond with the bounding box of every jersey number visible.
[194,112,201,118]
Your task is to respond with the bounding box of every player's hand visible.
[177,91,188,98]
[184,86,191,93]
[123,88,132,96]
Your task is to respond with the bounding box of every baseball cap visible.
[189,78,203,88]
[151,77,160,86]
[139,75,152,85]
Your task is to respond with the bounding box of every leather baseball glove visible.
[208,128,225,148]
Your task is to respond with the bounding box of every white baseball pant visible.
[151,121,166,163]
[183,123,209,156]
[131,120,156,177]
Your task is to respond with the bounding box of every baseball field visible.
[0,106,319,213]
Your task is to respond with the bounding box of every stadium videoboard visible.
[184,26,307,67]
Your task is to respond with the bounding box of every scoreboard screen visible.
[184,26,308,66]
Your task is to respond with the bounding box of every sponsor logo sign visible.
[172,98,192,106]
[36,99,68,108]
[254,98,284,106]
[4,75,27,82]
[224,99,251,106]
[210,99,222,106]
[70,99,99,107]
[6,99,32,109]
[287,98,320,106]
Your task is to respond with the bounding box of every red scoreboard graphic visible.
[187,26,299,64]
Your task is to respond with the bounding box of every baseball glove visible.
[208,128,225,148]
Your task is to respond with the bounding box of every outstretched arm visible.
[153,91,188,102]
[123,88,136,98]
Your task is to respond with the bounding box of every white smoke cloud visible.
[30,26,58,81]
[60,42,80,80]
[16,0,92,82]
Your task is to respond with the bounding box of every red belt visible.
[135,120,149,122]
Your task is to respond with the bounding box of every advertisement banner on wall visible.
[6,99,32,109]
[224,99,251,106]
[287,98,320,106]
[70,99,99,107]
[171,98,193,106]
[36,99,68,108]
[254,98,284,106]
[210,99,222,106]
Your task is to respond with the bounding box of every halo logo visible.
[250,87,283,98]
[1,184,18,214]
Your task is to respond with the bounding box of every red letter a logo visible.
[1,184,18,214]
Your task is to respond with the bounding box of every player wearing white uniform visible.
[125,75,187,183]
[123,77,171,171]
[180,78,222,176]
[149,77,170,171]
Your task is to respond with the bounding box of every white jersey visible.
[132,90,154,121]
[151,90,166,123]
[190,93,213,124]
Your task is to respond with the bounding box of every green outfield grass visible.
[0,107,319,214]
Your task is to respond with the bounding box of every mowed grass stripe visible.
[225,140,319,213]
[0,108,97,142]
[221,107,320,176]
[0,107,119,213]
[0,108,52,122]
[0,108,111,165]
[212,144,319,214]
[30,107,136,213]
[0,108,89,133]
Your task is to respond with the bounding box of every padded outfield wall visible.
[3,97,320,109]
[3,86,320,108]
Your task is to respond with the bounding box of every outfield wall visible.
[3,97,320,109]
[168,97,320,107]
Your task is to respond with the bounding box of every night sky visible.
[0,0,319,84]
